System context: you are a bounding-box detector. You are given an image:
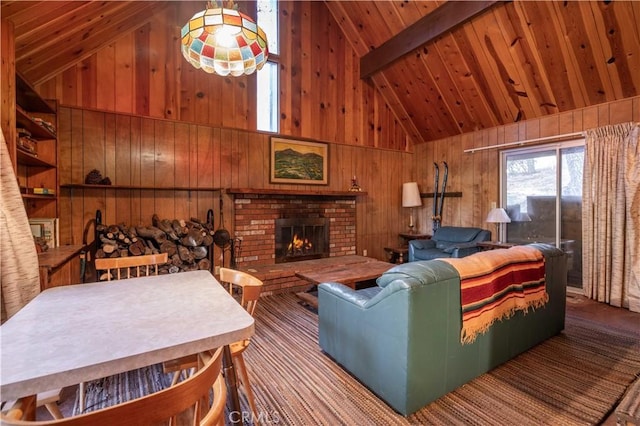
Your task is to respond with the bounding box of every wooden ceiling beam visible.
[360,0,499,79]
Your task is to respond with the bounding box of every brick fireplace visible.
[232,191,357,268]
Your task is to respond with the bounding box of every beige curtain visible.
[582,122,640,312]
[1,130,41,323]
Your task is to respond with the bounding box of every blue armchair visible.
[408,226,490,261]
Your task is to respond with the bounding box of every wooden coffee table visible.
[295,259,394,308]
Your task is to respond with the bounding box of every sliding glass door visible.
[501,141,584,289]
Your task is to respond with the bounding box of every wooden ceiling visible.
[2,1,639,144]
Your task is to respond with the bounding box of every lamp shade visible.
[486,207,512,224]
[514,211,532,222]
[402,182,422,208]
[181,6,269,76]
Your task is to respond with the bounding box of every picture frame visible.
[270,137,329,185]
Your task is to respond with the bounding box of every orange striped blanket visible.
[440,246,547,344]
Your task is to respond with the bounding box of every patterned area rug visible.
[76,293,640,425]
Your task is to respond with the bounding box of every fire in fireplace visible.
[275,218,329,263]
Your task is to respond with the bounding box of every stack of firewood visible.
[95,214,214,274]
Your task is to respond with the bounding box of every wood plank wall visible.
[34,1,410,152]
[58,106,413,263]
[412,96,640,237]
[1,18,16,164]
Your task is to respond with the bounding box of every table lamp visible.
[486,207,511,242]
[402,182,422,233]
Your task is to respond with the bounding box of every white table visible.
[1,270,254,408]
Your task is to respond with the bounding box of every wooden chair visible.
[164,268,263,420]
[2,390,64,421]
[0,349,227,426]
[79,252,169,412]
[94,253,168,281]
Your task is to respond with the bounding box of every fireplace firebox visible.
[275,218,329,263]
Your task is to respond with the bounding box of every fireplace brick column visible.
[233,194,356,267]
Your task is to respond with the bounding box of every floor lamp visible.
[486,207,511,242]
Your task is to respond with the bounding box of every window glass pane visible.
[257,61,278,132]
[257,0,278,55]
[560,146,584,289]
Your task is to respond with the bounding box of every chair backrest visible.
[95,253,168,281]
[1,348,226,426]
[219,268,263,316]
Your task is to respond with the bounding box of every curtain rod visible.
[463,131,585,154]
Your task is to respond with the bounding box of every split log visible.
[136,226,167,246]
[172,219,188,237]
[197,258,210,270]
[160,240,177,257]
[181,228,204,247]
[192,245,207,260]
[129,240,146,256]
[178,245,195,264]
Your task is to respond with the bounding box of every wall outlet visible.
[491,201,497,210]
[363,249,368,257]
[214,266,220,275]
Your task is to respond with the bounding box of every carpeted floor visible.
[76,293,640,425]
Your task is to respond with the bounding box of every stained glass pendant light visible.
[181,1,269,76]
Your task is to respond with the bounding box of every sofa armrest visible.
[317,282,373,308]
[450,242,480,258]
[409,239,436,250]
[408,239,436,261]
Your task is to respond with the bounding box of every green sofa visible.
[318,243,567,416]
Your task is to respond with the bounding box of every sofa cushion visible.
[376,261,444,288]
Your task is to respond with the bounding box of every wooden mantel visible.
[225,188,367,197]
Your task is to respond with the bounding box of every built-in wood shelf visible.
[61,184,221,191]
[226,188,368,197]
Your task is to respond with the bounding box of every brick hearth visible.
[232,192,358,294]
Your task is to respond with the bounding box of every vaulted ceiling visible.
[2,1,639,144]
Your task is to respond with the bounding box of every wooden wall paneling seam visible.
[465,14,520,124]
[431,37,481,133]
[148,8,168,119]
[335,25,346,145]
[1,1,70,30]
[513,3,573,112]
[135,23,151,117]
[115,33,135,114]
[506,2,559,117]
[538,115,560,139]
[420,41,475,137]
[608,98,634,125]
[290,1,303,139]
[583,2,622,100]
[20,2,165,86]
[601,2,640,99]
[279,1,293,136]
[13,2,141,60]
[491,4,546,118]
[581,2,619,104]
[104,113,117,223]
[96,44,116,112]
[325,9,339,145]
[299,1,312,140]
[451,22,506,128]
[545,2,591,109]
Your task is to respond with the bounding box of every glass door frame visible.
[499,138,585,289]
[499,138,585,246]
